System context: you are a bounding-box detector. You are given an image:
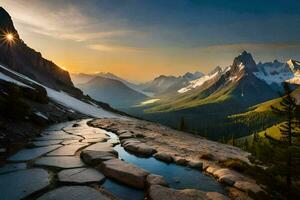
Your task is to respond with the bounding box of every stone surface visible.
[58,168,105,184]
[188,161,203,170]
[206,166,220,175]
[99,159,150,189]
[37,186,114,200]
[154,152,173,163]
[35,133,82,141]
[82,138,107,143]
[33,140,63,147]
[34,156,85,168]
[61,140,80,145]
[206,192,231,200]
[8,145,62,161]
[123,140,156,157]
[173,156,188,165]
[147,174,168,187]
[47,143,89,156]
[0,163,27,174]
[85,142,113,151]
[0,168,50,200]
[81,150,117,166]
[119,132,133,140]
[234,181,263,194]
[148,185,207,200]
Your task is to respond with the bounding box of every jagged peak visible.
[233,50,256,72]
[208,66,222,76]
[0,7,17,35]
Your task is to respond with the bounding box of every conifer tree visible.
[270,83,300,198]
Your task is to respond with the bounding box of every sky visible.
[1,0,300,82]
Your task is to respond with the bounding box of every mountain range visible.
[77,76,147,108]
[120,51,300,139]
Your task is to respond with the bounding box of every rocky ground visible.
[90,118,267,200]
[0,118,265,200]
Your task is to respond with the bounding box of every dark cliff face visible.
[0,7,78,94]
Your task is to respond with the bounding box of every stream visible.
[103,130,226,200]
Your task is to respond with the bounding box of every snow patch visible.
[178,71,219,93]
[0,64,119,118]
[0,71,33,89]
[140,98,160,105]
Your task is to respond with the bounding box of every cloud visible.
[87,44,145,52]
[1,1,134,42]
[197,42,300,52]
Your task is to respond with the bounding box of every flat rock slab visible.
[122,140,156,157]
[84,142,117,155]
[58,168,105,184]
[82,138,108,143]
[99,159,149,189]
[35,156,85,169]
[0,163,27,174]
[37,186,114,200]
[8,145,62,161]
[35,133,82,141]
[61,140,80,145]
[149,185,207,200]
[82,133,109,140]
[47,143,89,156]
[0,168,50,200]
[33,140,63,147]
[81,150,117,166]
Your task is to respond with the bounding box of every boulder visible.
[147,174,168,187]
[123,140,156,157]
[206,166,220,175]
[154,152,173,163]
[148,185,207,200]
[119,132,133,140]
[173,156,188,166]
[188,161,203,170]
[81,150,117,166]
[99,159,149,189]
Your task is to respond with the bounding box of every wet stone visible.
[0,168,51,200]
[81,150,117,166]
[84,142,117,155]
[99,159,150,189]
[8,145,62,162]
[61,140,80,145]
[147,174,168,187]
[37,186,114,200]
[35,133,82,141]
[33,140,63,147]
[47,143,89,156]
[0,163,27,174]
[58,168,105,184]
[82,138,107,143]
[34,156,85,169]
[154,152,173,163]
